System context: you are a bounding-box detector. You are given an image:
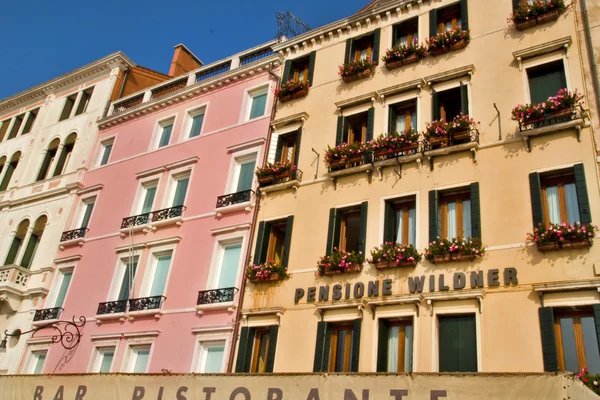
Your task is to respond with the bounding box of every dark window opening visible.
[345,112,368,144]
[437,3,462,33]
[389,99,417,132]
[527,60,567,105]
[75,87,94,116]
[7,115,23,140]
[393,17,419,46]
[59,94,77,122]
[438,87,462,123]
[352,35,374,61]
[21,109,38,135]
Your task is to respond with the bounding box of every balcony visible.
[518,105,588,152]
[97,300,127,315]
[33,307,63,323]
[120,206,186,236]
[150,78,187,100]
[128,295,166,312]
[215,190,255,217]
[196,62,231,83]
[258,169,303,195]
[423,129,480,170]
[112,94,144,114]
[0,265,33,311]
[240,48,274,66]
[96,296,165,323]
[59,227,88,250]
[196,287,239,316]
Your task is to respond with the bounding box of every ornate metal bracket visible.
[1,316,86,351]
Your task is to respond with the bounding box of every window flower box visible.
[339,58,377,83]
[382,40,427,70]
[427,29,470,57]
[510,0,567,31]
[256,161,297,188]
[369,242,421,270]
[527,222,597,252]
[425,114,478,149]
[537,9,561,23]
[324,142,367,171]
[276,80,310,103]
[317,249,364,277]
[425,237,485,264]
[433,254,452,264]
[450,39,468,51]
[512,89,583,129]
[245,261,289,283]
[515,19,538,31]
[369,130,420,160]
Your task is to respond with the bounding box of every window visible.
[527,60,567,105]
[53,133,76,177]
[384,197,416,246]
[171,177,189,207]
[554,309,600,374]
[27,350,48,374]
[325,202,368,255]
[187,108,205,138]
[156,120,174,149]
[235,326,278,373]
[389,99,417,132]
[344,29,380,64]
[234,159,256,193]
[139,183,158,214]
[116,258,138,301]
[285,56,310,84]
[5,219,29,266]
[37,139,60,181]
[393,17,418,47]
[7,114,23,140]
[127,345,151,373]
[433,85,468,123]
[429,184,481,243]
[20,215,47,269]
[98,139,114,166]
[335,108,374,147]
[197,341,226,373]
[248,89,268,120]
[78,198,95,229]
[274,130,300,165]
[93,347,115,373]
[253,217,294,267]
[59,94,77,122]
[377,319,413,372]
[75,87,94,116]
[313,320,361,372]
[438,314,477,372]
[529,164,591,227]
[52,270,73,308]
[0,119,10,142]
[437,3,463,33]
[214,243,242,289]
[148,253,172,297]
[0,151,20,191]
[21,109,39,135]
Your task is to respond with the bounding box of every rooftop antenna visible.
[276,11,311,42]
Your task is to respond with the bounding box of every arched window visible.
[37,139,60,181]
[0,152,21,191]
[20,215,47,269]
[0,156,7,181]
[5,219,29,265]
[53,133,76,177]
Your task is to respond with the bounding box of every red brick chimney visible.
[168,44,203,77]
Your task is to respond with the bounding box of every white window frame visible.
[132,178,160,216]
[89,342,118,373]
[224,146,260,195]
[162,170,192,209]
[521,53,570,104]
[206,230,250,292]
[96,136,116,167]
[46,266,75,309]
[379,191,420,248]
[181,103,208,141]
[151,115,177,150]
[123,341,154,373]
[373,308,418,372]
[73,195,97,229]
[384,92,421,133]
[190,327,233,373]
[243,84,271,122]
[107,254,141,301]
[138,243,177,298]
[431,303,482,372]
[23,347,49,374]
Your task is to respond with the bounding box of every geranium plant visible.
[424,237,485,262]
[382,38,428,63]
[369,242,422,266]
[368,129,420,154]
[275,80,310,99]
[577,368,600,395]
[447,113,478,133]
[511,89,584,124]
[245,260,290,282]
[317,248,364,276]
[338,57,377,79]
[255,160,296,179]
[526,222,598,247]
[324,142,366,169]
[509,0,568,25]
[427,28,470,53]
[424,119,449,140]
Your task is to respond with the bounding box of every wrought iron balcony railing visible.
[112,94,144,115]
[60,227,89,242]
[128,295,166,312]
[33,307,63,322]
[151,205,185,222]
[121,213,151,229]
[517,105,585,132]
[196,62,231,83]
[97,300,127,315]
[240,48,274,66]
[151,78,187,100]
[197,287,238,305]
[423,129,480,152]
[215,189,254,209]
[258,168,303,188]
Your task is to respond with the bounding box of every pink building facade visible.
[24,42,281,374]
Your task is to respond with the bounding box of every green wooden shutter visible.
[334,209,342,251]
[326,208,336,256]
[253,222,266,265]
[366,107,375,142]
[307,51,316,86]
[388,106,397,133]
[243,327,256,372]
[457,315,477,372]
[538,307,558,372]
[592,304,600,353]
[383,201,395,243]
[372,29,381,63]
[344,38,353,63]
[359,201,368,256]
[274,136,283,163]
[282,60,292,84]
[351,318,362,372]
[294,128,302,167]
[336,116,344,146]
[376,319,389,372]
[5,237,22,265]
[439,316,458,372]
[20,234,39,269]
[573,163,592,224]
[281,216,294,268]
[322,323,333,371]
[460,83,469,115]
[529,172,544,227]
[259,223,271,264]
[266,325,279,373]
[469,183,481,239]
[313,321,327,372]
[429,9,438,37]
[432,90,440,121]
[429,190,440,243]
[512,0,521,10]
[460,0,469,31]
[235,327,253,373]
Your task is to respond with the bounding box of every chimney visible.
[168,44,203,77]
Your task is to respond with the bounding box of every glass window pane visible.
[100,144,112,166]
[158,124,172,148]
[189,114,204,138]
[581,317,600,374]
[546,186,560,224]
[236,161,256,192]
[560,318,579,372]
[257,333,269,372]
[33,352,46,374]
[173,178,189,207]
[218,244,242,288]
[99,350,114,373]
[396,115,406,133]
[249,94,267,119]
[387,325,399,372]
[335,330,347,372]
[447,201,457,239]
[81,202,94,229]
[133,348,150,373]
[54,271,72,308]
[395,211,404,244]
[118,261,138,301]
[564,183,581,224]
[408,207,416,246]
[203,346,224,373]
[141,187,156,214]
[462,199,472,238]
[149,255,171,297]
[404,324,413,372]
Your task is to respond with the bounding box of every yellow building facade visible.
[236,0,600,377]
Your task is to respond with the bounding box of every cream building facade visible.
[237,0,600,376]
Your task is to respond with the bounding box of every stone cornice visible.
[98,54,283,130]
[0,52,135,114]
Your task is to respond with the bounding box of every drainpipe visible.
[580,0,600,122]
[227,61,281,372]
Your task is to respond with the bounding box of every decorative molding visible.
[532,279,600,293]
[53,255,83,265]
[210,223,251,236]
[271,112,309,131]
[513,36,572,70]
[227,138,267,153]
[76,184,104,196]
[335,92,379,111]
[377,79,426,102]
[136,166,167,179]
[89,330,160,341]
[114,236,181,253]
[191,325,234,334]
[165,156,199,171]
[423,289,485,316]
[425,65,475,86]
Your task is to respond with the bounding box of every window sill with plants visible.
[369,242,421,269]
[256,161,303,194]
[509,0,568,31]
[425,237,485,264]
[338,58,377,83]
[276,80,310,103]
[245,260,290,284]
[317,249,364,277]
[527,222,597,253]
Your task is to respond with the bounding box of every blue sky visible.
[0,0,371,99]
